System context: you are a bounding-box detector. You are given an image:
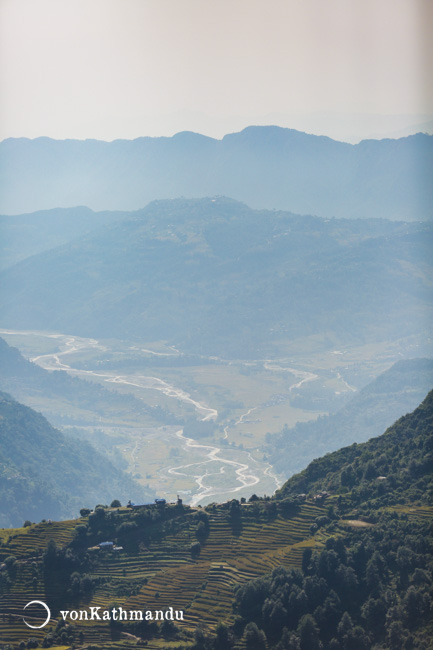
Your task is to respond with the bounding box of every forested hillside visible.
[232,390,433,649]
[267,358,433,477]
[277,389,433,507]
[0,392,152,527]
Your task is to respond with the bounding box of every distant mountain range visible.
[1,198,432,356]
[1,126,432,219]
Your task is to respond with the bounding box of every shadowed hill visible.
[0,392,153,527]
[276,388,433,507]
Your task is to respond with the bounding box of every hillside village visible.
[0,391,432,649]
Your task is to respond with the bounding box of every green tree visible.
[214,622,233,649]
[388,621,406,650]
[298,614,322,650]
[196,520,207,541]
[275,628,300,650]
[243,622,267,650]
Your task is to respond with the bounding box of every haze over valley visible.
[1,195,432,517]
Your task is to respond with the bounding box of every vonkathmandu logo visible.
[23,601,184,627]
[23,601,51,629]
[59,606,185,622]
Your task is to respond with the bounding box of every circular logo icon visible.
[23,600,51,629]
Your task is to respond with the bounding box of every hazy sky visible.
[1,0,432,142]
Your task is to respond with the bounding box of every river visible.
[1,329,282,504]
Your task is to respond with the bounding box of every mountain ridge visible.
[1,198,431,357]
[0,206,125,269]
[3,124,430,145]
[1,126,431,218]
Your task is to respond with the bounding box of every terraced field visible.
[0,520,77,560]
[0,502,324,648]
[1,498,432,649]
[0,521,77,646]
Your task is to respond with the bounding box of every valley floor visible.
[0,328,427,506]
